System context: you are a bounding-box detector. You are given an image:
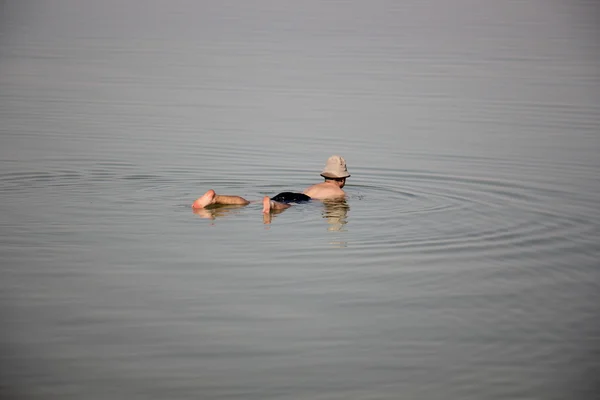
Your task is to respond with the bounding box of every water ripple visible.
[348,156,598,262]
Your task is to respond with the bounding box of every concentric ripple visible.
[349,156,599,263]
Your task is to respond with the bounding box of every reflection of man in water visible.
[323,198,350,231]
[192,155,351,214]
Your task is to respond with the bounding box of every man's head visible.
[324,176,346,188]
[320,155,350,187]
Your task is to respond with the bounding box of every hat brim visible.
[321,172,351,179]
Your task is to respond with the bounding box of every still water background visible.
[1,0,599,399]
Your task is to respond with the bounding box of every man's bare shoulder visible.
[303,183,345,200]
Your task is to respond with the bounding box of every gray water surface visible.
[1,1,599,399]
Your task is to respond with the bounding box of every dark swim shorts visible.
[270,192,311,204]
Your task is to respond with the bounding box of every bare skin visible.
[191,189,250,209]
[261,203,289,224]
[261,196,290,213]
[303,179,346,200]
[192,178,347,214]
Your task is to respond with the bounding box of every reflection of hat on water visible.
[320,155,351,179]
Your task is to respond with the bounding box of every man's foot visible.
[192,189,216,209]
[262,196,272,214]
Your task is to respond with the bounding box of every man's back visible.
[303,182,345,200]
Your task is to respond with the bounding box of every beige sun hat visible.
[320,155,351,179]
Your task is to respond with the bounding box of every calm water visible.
[1,1,599,399]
